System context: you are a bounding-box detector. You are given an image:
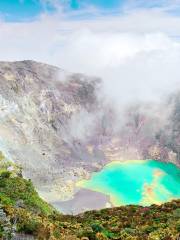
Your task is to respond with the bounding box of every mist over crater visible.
[0,60,179,212]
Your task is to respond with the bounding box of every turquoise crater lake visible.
[77,160,180,206]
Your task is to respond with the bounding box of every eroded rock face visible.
[0,60,104,201]
[0,60,179,207]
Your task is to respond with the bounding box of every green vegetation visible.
[0,176,54,215]
[0,152,54,216]
[0,153,179,239]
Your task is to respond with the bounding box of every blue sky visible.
[0,0,179,22]
[0,0,53,21]
[0,0,125,21]
[71,0,123,9]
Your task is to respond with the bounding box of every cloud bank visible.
[0,1,180,104]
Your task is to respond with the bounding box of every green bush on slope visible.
[0,175,54,215]
[0,152,54,216]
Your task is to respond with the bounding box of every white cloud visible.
[0,5,180,104]
[62,30,180,103]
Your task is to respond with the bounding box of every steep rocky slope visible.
[0,60,104,203]
[0,60,179,212]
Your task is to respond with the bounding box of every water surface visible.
[77,160,180,206]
